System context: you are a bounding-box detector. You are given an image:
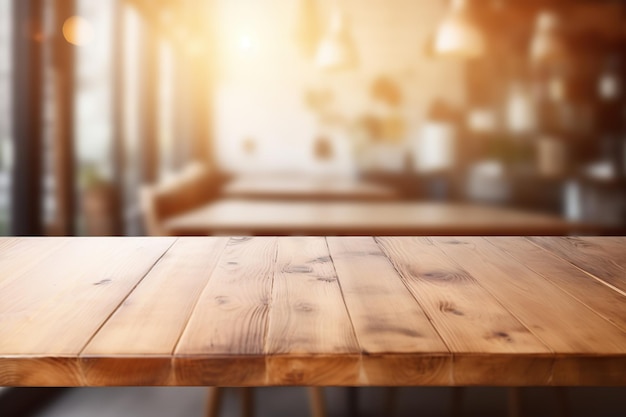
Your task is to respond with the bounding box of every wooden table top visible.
[1,236,624,387]
[222,175,397,201]
[164,199,577,236]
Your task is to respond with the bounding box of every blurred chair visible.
[140,162,220,236]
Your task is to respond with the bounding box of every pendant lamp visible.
[434,0,484,58]
[315,8,358,71]
[295,0,322,58]
[529,11,566,65]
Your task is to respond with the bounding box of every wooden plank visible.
[174,237,277,386]
[377,237,552,386]
[487,237,626,332]
[528,237,626,293]
[377,237,549,353]
[0,237,19,248]
[0,237,175,386]
[81,237,229,386]
[265,237,360,385]
[551,355,626,386]
[327,237,451,386]
[0,238,176,354]
[0,237,73,288]
[431,237,626,385]
[0,357,83,387]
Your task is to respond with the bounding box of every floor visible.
[16,386,625,417]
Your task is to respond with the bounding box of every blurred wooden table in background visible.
[164,199,580,236]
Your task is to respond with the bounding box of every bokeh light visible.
[62,16,94,46]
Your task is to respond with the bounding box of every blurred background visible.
[2,2,626,416]
[1,0,625,236]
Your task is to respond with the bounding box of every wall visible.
[213,0,465,174]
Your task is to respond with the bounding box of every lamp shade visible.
[529,11,566,65]
[315,9,358,71]
[295,0,322,58]
[434,0,484,58]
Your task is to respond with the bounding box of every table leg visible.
[206,387,222,417]
[450,387,464,417]
[553,387,570,417]
[241,387,254,417]
[308,387,327,417]
[383,387,398,417]
[347,387,358,417]
[508,387,522,417]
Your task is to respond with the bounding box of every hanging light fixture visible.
[315,8,358,71]
[598,55,622,101]
[433,0,484,58]
[295,0,322,59]
[529,11,567,66]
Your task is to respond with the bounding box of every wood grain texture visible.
[327,237,451,385]
[431,237,626,385]
[527,237,626,293]
[377,237,553,385]
[0,238,175,386]
[0,357,83,387]
[84,238,228,355]
[377,237,549,354]
[552,355,626,386]
[487,237,626,332]
[1,237,625,387]
[0,237,72,288]
[265,237,360,385]
[81,357,172,386]
[430,237,626,354]
[81,238,229,385]
[174,237,277,386]
[0,238,175,355]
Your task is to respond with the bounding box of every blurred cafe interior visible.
[2,2,626,416]
[0,0,625,237]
